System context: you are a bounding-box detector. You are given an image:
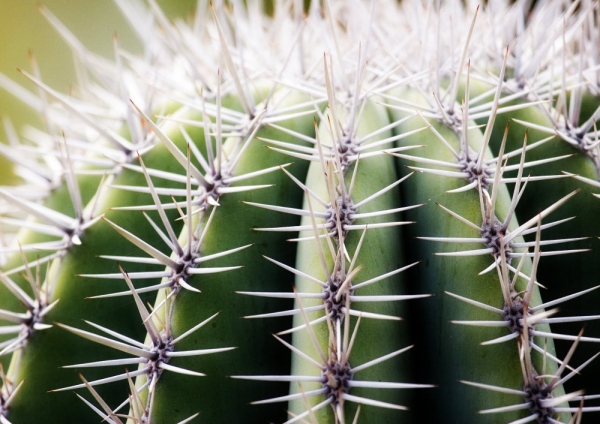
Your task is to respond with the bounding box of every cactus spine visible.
[2,1,600,423]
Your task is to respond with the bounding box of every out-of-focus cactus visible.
[1,1,600,423]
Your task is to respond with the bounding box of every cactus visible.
[1,0,600,423]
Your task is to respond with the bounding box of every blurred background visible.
[0,0,198,183]
[0,0,197,129]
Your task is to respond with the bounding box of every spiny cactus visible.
[1,1,600,423]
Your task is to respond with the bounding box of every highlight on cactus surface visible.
[1,0,600,423]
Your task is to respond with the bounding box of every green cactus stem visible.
[2,1,600,423]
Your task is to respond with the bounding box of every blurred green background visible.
[0,0,197,183]
[0,0,197,129]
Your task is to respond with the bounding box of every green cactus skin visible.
[468,90,600,398]
[139,97,318,423]
[284,99,429,423]
[2,1,600,424]
[387,88,571,422]
[0,115,204,421]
